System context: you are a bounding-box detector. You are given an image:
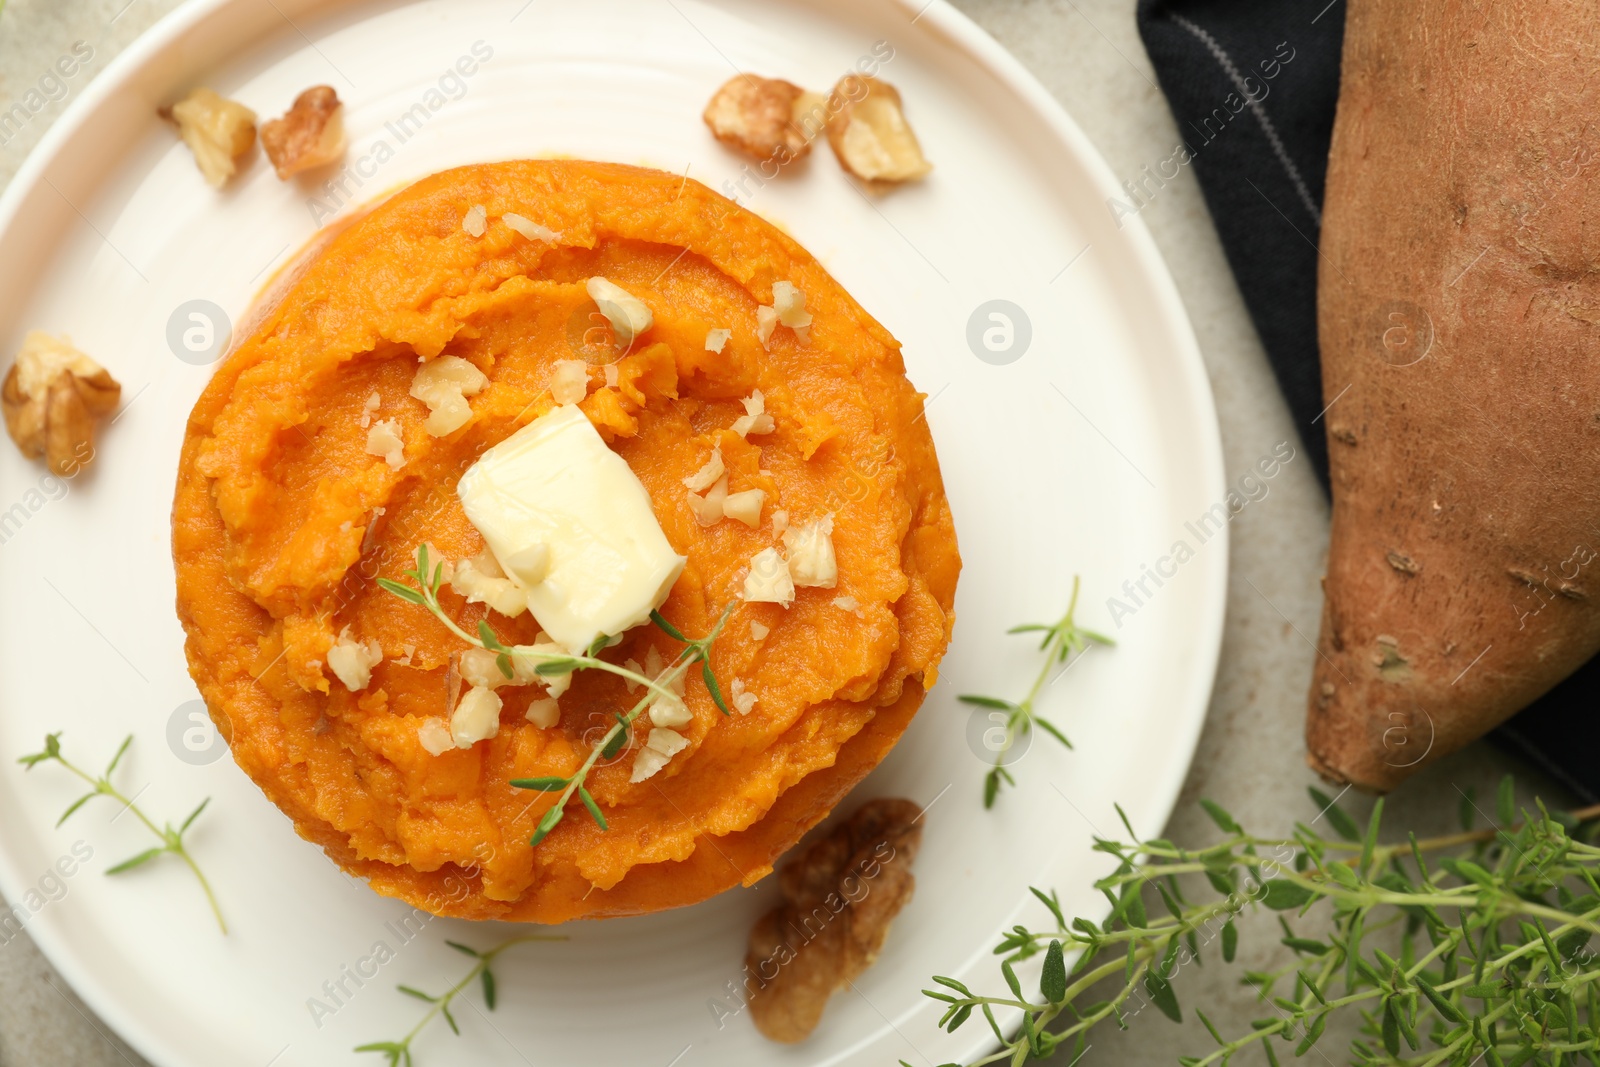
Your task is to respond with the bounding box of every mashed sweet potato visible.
[173,160,958,923]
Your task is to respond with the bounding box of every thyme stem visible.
[19,734,226,934]
[358,934,562,1066]
[918,779,1600,1066]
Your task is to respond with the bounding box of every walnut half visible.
[261,86,347,179]
[745,797,925,1043]
[825,76,932,184]
[2,332,120,476]
[163,87,257,188]
[703,75,826,165]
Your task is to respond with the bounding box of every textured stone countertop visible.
[0,2,1552,1065]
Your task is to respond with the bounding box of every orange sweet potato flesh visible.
[173,160,959,921]
[1308,2,1600,791]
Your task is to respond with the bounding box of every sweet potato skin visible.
[1309,0,1600,790]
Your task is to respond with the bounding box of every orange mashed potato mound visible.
[173,160,959,923]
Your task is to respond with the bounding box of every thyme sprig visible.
[509,604,735,845]
[959,576,1113,808]
[379,544,736,846]
[918,782,1600,1067]
[18,733,226,933]
[356,934,561,1067]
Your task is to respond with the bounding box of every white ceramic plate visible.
[0,1,1225,1064]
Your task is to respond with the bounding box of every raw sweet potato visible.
[1308,0,1600,791]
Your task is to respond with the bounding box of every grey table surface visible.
[0,1,1561,1065]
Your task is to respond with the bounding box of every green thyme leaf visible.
[702,661,730,716]
[510,777,568,792]
[1144,971,1182,1023]
[1307,787,1361,842]
[578,786,607,830]
[1496,775,1516,827]
[1416,975,1463,1023]
[1199,799,1241,835]
[378,578,427,605]
[105,734,133,777]
[478,621,505,651]
[56,793,96,828]
[1260,880,1316,911]
[179,797,211,835]
[649,610,687,642]
[105,848,164,875]
[1034,716,1072,749]
[481,965,497,1011]
[601,718,629,760]
[1030,887,1066,930]
[1040,940,1067,1003]
[1000,959,1023,1001]
[529,803,563,846]
[1293,1011,1327,1056]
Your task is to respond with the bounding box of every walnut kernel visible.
[2,332,120,476]
[260,85,347,179]
[825,76,932,184]
[165,87,257,188]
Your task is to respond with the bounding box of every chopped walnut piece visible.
[732,389,776,437]
[687,472,729,527]
[502,212,560,244]
[630,726,689,782]
[450,685,502,748]
[327,626,382,692]
[755,305,779,349]
[364,418,406,470]
[410,355,488,437]
[825,76,931,184]
[524,696,560,728]
[746,798,925,1042]
[449,548,528,618]
[2,331,120,476]
[771,281,812,332]
[742,546,794,605]
[585,277,653,348]
[784,515,837,588]
[459,647,542,690]
[683,447,726,493]
[702,75,823,164]
[549,359,589,406]
[164,88,257,188]
[259,85,346,179]
[722,487,765,528]
[417,717,454,756]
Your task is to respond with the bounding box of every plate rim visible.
[0,1,1229,1064]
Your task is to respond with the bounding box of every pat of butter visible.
[457,404,686,653]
